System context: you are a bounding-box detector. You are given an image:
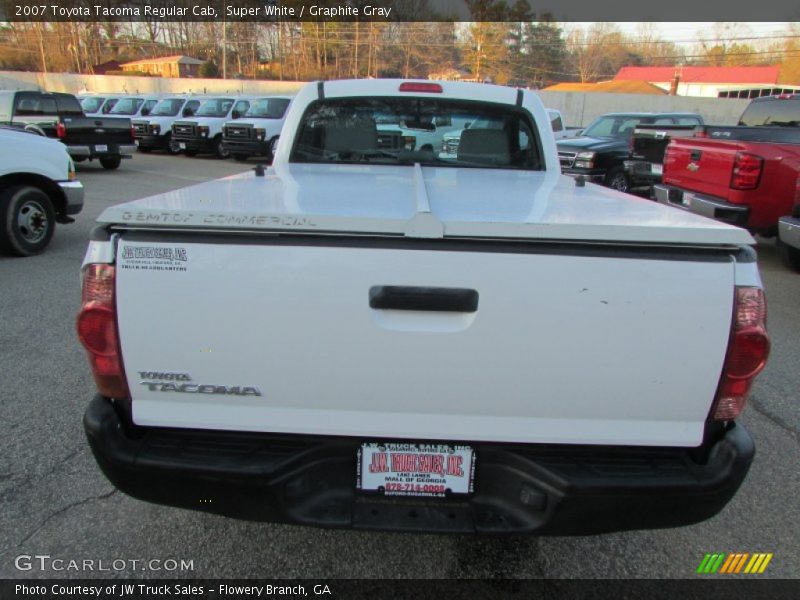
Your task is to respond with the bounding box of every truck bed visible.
[98,164,754,246]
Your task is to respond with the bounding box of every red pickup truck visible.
[654,95,800,270]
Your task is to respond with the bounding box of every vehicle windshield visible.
[196,98,235,118]
[738,97,800,126]
[290,97,542,170]
[246,98,291,118]
[80,97,105,113]
[582,115,650,138]
[151,98,185,116]
[110,98,145,115]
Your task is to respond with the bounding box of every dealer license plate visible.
[134,140,139,146]
[95,144,107,152]
[179,142,186,149]
[651,163,663,175]
[357,442,475,497]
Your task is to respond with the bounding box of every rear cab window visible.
[290,97,544,170]
[738,97,800,126]
[55,94,84,116]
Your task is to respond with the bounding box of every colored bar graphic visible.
[699,552,773,574]
[758,554,773,574]
[734,553,750,573]
[719,554,736,574]
[697,554,713,574]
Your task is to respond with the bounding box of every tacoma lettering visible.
[140,382,262,396]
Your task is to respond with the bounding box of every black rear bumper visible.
[84,395,754,535]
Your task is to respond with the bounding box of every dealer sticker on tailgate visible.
[357,442,475,498]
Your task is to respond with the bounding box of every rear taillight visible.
[711,287,770,421]
[730,152,763,190]
[76,264,129,399]
[56,122,66,139]
[130,124,136,141]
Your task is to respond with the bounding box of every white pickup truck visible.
[1,127,83,255]
[80,80,769,535]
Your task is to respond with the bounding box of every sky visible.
[608,22,794,44]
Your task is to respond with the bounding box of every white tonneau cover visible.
[98,163,755,247]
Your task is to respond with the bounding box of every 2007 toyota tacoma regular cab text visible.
[78,80,770,535]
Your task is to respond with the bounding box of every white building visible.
[613,66,784,98]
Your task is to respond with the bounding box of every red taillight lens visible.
[56,122,66,138]
[711,287,770,421]
[399,82,443,93]
[730,152,763,190]
[76,264,129,399]
[130,124,136,141]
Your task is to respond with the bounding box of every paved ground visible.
[0,153,798,580]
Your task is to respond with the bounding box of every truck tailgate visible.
[663,138,741,198]
[63,116,133,146]
[116,237,734,447]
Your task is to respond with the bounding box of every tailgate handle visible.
[690,150,702,160]
[369,286,478,313]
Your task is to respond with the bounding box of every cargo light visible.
[711,287,770,421]
[56,122,66,139]
[76,264,130,399]
[399,82,443,93]
[730,152,763,190]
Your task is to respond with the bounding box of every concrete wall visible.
[537,91,750,127]
[0,70,751,125]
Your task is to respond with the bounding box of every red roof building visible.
[613,66,782,97]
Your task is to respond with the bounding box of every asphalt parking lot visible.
[0,153,798,580]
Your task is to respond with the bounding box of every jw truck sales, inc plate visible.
[357,442,475,498]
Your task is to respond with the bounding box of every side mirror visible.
[182,107,193,117]
[140,106,151,116]
[231,110,241,120]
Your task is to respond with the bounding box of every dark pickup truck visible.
[557,112,704,193]
[0,90,136,170]
[654,94,800,270]
[623,124,701,190]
